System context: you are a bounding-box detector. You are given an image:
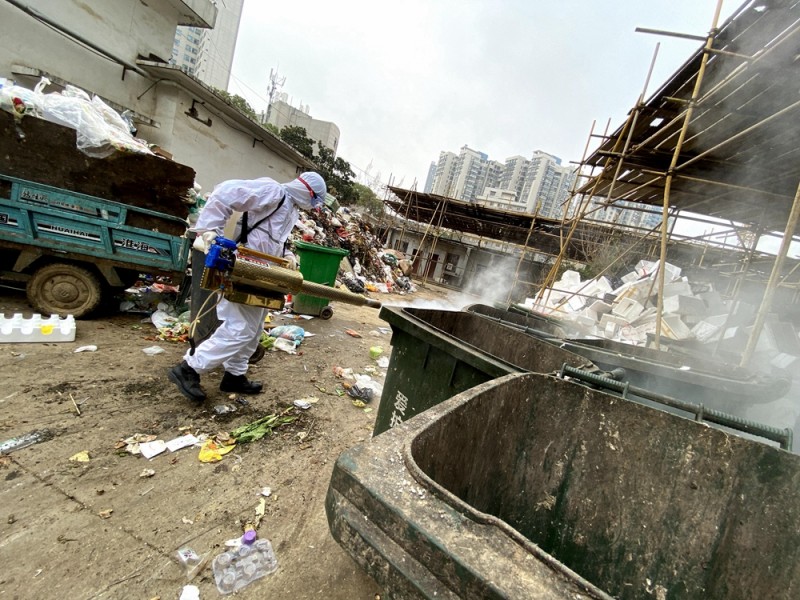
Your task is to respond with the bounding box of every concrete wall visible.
[385,226,549,302]
[150,89,304,188]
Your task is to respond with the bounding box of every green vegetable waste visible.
[231,409,297,443]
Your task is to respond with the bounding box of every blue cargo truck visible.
[0,172,190,317]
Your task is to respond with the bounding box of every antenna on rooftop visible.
[265,67,286,125]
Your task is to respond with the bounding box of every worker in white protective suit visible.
[168,172,326,403]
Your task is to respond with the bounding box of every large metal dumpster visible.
[377,306,790,447]
[375,306,594,435]
[327,372,800,600]
[465,303,791,411]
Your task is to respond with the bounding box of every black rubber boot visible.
[168,361,206,403]
[220,372,263,394]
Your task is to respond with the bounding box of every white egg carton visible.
[0,313,76,343]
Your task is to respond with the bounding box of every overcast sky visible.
[228,1,738,189]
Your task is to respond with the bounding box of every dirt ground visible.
[0,282,462,600]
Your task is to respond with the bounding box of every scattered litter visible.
[231,411,297,444]
[198,439,235,463]
[139,440,167,459]
[292,396,318,411]
[347,385,373,403]
[254,497,267,528]
[260,487,272,497]
[369,346,383,359]
[212,538,278,595]
[166,433,200,452]
[332,366,355,380]
[141,345,165,356]
[378,327,391,335]
[0,429,52,454]
[139,468,156,478]
[272,338,297,354]
[376,356,390,369]
[177,547,207,581]
[268,325,305,345]
[213,404,238,415]
[118,433,157,455]
[0,313,76,343]
[73,345,98,353]
[345,329,362,338]
[69,450,90,463]
[98,509,113,519]
[179,584,200,600]
[182,516,194,525]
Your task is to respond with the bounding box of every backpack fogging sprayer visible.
[200,236,382,311]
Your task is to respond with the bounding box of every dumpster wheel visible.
[27,263,103,318]
[249,343,266,364]
[319,305,334,320]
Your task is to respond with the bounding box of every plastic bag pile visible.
[0,76,152,158]
[292,206,416,295]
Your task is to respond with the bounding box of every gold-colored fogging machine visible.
[199,236,381,312]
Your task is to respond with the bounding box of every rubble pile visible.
[292,207,415,295]
[524,260,800,371]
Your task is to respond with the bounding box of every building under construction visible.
[381,0,800,363]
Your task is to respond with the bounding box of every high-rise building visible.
[431,151,458,197]
[259,97,340,155]
[427,147,577,217]
[423,162,436,193]
[170,0,244,90]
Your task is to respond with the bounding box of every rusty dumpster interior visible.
[410,373,800,600]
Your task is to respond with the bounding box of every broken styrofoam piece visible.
[587,300,613,316]
[698,291,726,314]
[614,279,656,305]
[621,271,642,284]
[764,320,800,356]
[661,281,692,299]
[771,352,799,370]
[635,260,682,282]
[691,314,727,343]
[559,270,582,286]
[661,314,692,340]
[618,324,648,344]
[612,297,645,321]
[677,295,708,317]
[567,295,585,312]
[663,295,680,315]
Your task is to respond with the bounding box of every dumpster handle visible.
[558,364,793,451]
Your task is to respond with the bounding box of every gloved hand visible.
[192,231,218,253]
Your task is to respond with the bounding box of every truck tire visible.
[26,263,104,318]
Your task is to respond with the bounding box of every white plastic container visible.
[0,313,76,343]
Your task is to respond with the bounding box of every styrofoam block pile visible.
[661,314,692,340]
[0,313,76,343]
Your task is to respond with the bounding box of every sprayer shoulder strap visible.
[237,194,286,245]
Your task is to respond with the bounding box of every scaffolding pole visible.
[654,0,724,349]
[740,180,800,367]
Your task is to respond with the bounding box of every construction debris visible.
[524,260,800,372]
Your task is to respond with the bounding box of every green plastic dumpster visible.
[293,241,349,319]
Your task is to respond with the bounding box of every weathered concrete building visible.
[0,0,314,189]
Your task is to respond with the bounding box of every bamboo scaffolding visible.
[653,0,724,349]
